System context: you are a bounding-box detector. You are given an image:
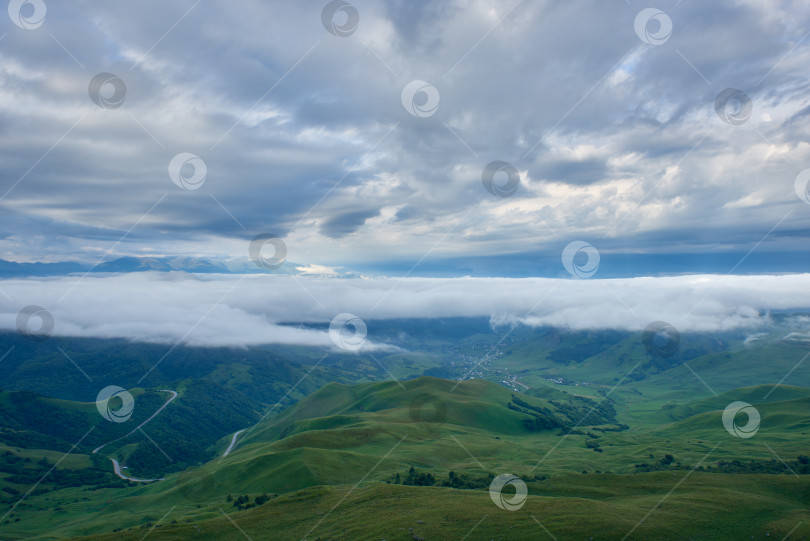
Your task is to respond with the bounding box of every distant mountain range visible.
[0,249,808,279]
[0,256,319,277]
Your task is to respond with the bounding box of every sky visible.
[0,0,808,275]
[1,1,810,345]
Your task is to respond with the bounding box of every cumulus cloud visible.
[0,272,808,348]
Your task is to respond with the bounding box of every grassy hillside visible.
[74,474,810,541]
[0,383,261,480]
[239,375,591,444]
[2,314,810,540]
[1,374,809,539]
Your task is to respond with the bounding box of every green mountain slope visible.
[239,375,595,445]
[2,372,810,540]
[76,474,810,541]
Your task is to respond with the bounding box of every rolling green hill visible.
[0,374,805,539]
[238,375,608,445]
[74,474,810,541]
[3,316,810,540]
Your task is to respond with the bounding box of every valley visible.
[0,316,809,540]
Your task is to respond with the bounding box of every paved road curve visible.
[222,429,245,457]
[109,458,163,482]
[95,389,178,482]
[93,389,178,454]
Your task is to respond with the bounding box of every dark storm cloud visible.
[532,158,608,186]
[319,208,381,238]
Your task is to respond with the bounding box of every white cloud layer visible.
[0,272,807,348]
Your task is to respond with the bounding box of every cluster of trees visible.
[592,424,629,433]
[508,393,620,434]
[550,396,617,427]
[508,396,565,431]
[227,493,273,511]
[634,454,678,471]
[634,454,810,474]
[392,467,436,487]
[700,455,810,475]
[388,467,538,491]
[440,470,497,490]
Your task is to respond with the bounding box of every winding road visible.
[223,429,245,457]
[94,389,178,482]
[109,458,163,482]
[93,389,178,454]
[97,391,247,482]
